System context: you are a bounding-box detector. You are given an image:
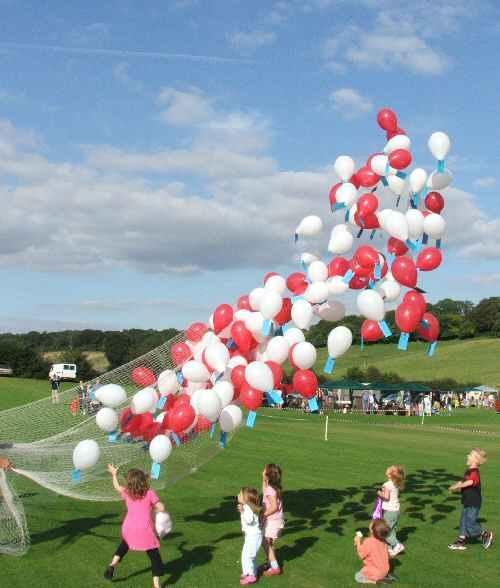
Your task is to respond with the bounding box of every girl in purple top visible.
[105,464,166,588]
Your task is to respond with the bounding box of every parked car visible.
[49,363,77,380]
[0,363,13,376]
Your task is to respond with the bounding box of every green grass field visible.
[1,377,499,587]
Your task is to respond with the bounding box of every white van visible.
[49,363,77,380]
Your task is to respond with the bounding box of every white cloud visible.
[113,62,143,93]
[227,30,276,54]
[474,176,497,189]
[330,88,373,119]
[157,87,213,126]
[471,273,500,285]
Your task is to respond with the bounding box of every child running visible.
[354,520,391,584]
[104,464,166,588]
[238,487,263,585]
[261,463,285,576]
[448,448,494,551]
[378,465,406,557]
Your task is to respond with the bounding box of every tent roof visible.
[321,380,432,392]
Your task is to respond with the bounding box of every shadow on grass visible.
[30,512,119,547]
[163,541,215,586]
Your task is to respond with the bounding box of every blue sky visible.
[0,0,499,332]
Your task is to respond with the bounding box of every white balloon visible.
[155,511,173,537]
[291,342,317,370]
[376,209,392,231]
[334,155,355,182]
[245,361,274,391]
[219,404,243,433]
[295,215,323,238]
[157,370,178,396]
[265,336,290,364]
[283,327,306,346]
[182,360,210,383]
[428,131,451,161]
[249,287,265,311]
[378,279,401,302]
[213,380,234,408]
[304,282,329,304]
[245,311,265,335]
[204,341,230,373]
[149,435,172,463]
[423,213,446,239]
[328,227,353,255]
[308,260,328,283]
[95,407,119,433]
[331,223,349,234]
[233,309,251,322]
[356,290,385,322]
[317,300,346,322]
[190,389,205,413]
[227,355,248,370]
[370,154,389,176]
[384,134,411,155]
[300,252,320,266]
[385,211,409,242]
[186,381,206,394]
[73,439,100,471]
[291,299,313,330]
[197,389,222,422]
[409,168,428,194]
[387,175,405,196]
[427,170,453,190]
[336,182,357,207]
[259,290,283,320]
[327,326,353,359]
[327,275,349,295]
[265,274,287,294]
[406,209,424,239]
[131,387,158,414]
[94,384,127,408]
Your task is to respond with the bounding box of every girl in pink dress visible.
[104,465,166,588]
[261,463,285,577]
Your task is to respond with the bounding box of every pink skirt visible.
[264,518,284,540]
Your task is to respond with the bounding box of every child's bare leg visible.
[153,576,160,588]
[109,555,120,567]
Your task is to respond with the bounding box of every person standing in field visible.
[378,465,406,557]
[261,464,285,577]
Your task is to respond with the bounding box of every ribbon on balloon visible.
[342,269,354,284]
[108,431,119,443]
[262,320,273,336]
[308,397,319,412]
[324,356,336,374]
[428,341,438,357]
[72,469,81,483]
[151,462,161,480]
[209,423,216,439]
[170,432,181,447]
[437,160,445,173]
[176,371,184,385]
[378,320,392,338]
[398,332,410,351]
[157,396,167,410]
[246,411,257,428]
[219,431,228,448]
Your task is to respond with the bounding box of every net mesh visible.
[0,331,227,502]
[0,470,30,556]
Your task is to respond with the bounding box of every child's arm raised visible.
[107,464,124,493]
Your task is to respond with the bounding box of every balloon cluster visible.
[72,108,450,481]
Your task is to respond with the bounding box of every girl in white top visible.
[378,465,406,558]
[237,487,263,585]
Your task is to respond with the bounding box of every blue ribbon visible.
[420,319,430,330]
[387,253,395,265]
[356,228,363,239]
[274,326,283,336]
[308,397,319,412]
[266,390,283,405]
[291,295,304,303]
[294,233,298,243]
[396,195,401,207]
[370,230,376,240]
[170,432,181,447]
[281,323,290,334]
[151,462,161,480]
[157,396,167,410]
[262,320,273,336]
[436,238,442,249]
[384,162,391,175]
[176,371,184,385]
[406,239,417,251]
[344,209,349,222]
[367,280,374,289]
[414,239,422,253]
[360,336,364,351]
[333,202,346,211]
[324,356,336,374]
[381,177,389,187]
[209,423,216,438]
[108,431,119,443]
[379,320,392,338]
[437,160,445,173]
[422,233,429,245]
[396,171,407,179]
[300,261,308,272]
[246,411,257,428]
[342,269,354,284]
[72,468,81,483]
[398,332,410,351]
[374,263,381,280]
[226,338,236,350]
[219,431,228,448]
[428,341,438,357]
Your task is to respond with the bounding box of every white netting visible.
[0,470,30,556]
[0,332,227,502]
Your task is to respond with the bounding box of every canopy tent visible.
[321,380,432,393]
[471,385,498,394]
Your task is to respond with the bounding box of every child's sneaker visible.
[103,566,115,580]
[448,537,467,550]
[481,530,494,550]
[240,575,258,585]
[388,543,405,557]
[263,566,281,576]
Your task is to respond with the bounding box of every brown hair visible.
[126,468,150,500]
[240,487,262,515]
[372,519,391,541]
[388,465,406,490]
[264,463,283,501]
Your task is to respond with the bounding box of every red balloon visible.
[264,272,279,284]
[387,237,408,257]
[173,393,191,408]
[237,295,251,311]
[134,412,154,437]
[416,247,443,271]
[389,149,412,170]
[386,127,406,140]
[120,408,137,434]
[195,415,212,433]
[292,369,318,399]
[171,342,192,367]
[286,272,308,295]
[396,303,421,333]
[356,245,379,268]
[425,191,445,214]
[143,422,162,443]
[166,403,196,434]
[186,322,208,343]
[418,312,440,342]
[328,182,342,209]
[231,321,254,355]
[213,304,233,335]
[239,382,263,411]
[349,274,370,289]
[354,212,380,230]
[356,166,380,188]
[361,320,384,342]
[328,256,350,278]
[377,108,398,132]
[349,173,361,189]
[131,366,156,387]
[231,365,247,391]
[391,256,418,288]
[370,254,388,280]
[357,193,379,216]
[350,257,372,277]
[403,291,427,319]
[275,297,292,325]
[265,361,283,388]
